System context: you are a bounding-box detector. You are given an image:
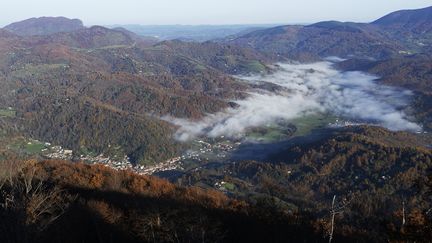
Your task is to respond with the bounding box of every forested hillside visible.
[0,159,322,243]
[0,22,269,164]
[177,126,432,241]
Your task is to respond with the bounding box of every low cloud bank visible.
[166,62,420,141]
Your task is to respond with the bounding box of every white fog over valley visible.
[166,62,421,141]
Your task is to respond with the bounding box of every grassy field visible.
[247,128,291,142]
[222,182,235,191]
[0,108,16,118]
[240,60,267,73]
[24,141,46,154]
[0,135,49,162]
[5,138,48,155]
[246,114,337,142]
[290,114,337,136]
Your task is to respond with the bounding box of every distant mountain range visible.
[107,24,279,42]
[225,6,432,60]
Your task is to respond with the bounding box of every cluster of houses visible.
[328,119,428,135]
[43,138,243,176]
[43,144,134,171]
[136,139,241,175]
[78,153,184,176]
[45,145,73,160]
[138,157,183,175]
[81,154,133,171]
[191,139,239,160]
[328,119,365,128]
[76,153,180,176]
[214,181,229,192]
[43,143,182,175]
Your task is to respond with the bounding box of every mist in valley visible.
[166,61,421,141]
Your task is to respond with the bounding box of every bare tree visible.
[329,195,336,243]
[0,160,73,231]
[0,160,24,190]
[328,195,350,243]
[401,200,406,230]
[22,166,37,194]
[426,207,432,217]
[0,160,26,209]
[26,184,71,231]
[138,211,163,243]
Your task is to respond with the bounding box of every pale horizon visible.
[1,0,431,27]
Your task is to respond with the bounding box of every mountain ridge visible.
[226,5,432,60]
[4,16,84,36]
[372,6,432,26]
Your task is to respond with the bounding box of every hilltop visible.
[372,6,432,27]
[4,17,84,36]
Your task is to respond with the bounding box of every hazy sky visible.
[1,0,431,26]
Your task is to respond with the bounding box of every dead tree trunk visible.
[329,195,336,243]
[402,200,406,229]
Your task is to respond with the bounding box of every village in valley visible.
[6,110,428,194]
[2,114,385,179]
[38,137,240,176]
